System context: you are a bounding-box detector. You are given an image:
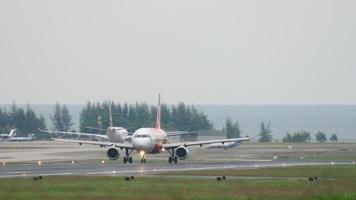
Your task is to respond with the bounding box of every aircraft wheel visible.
[129,157,133,163]
[168,157,172,163]
[174,157,178,164]
[123,157,127,164]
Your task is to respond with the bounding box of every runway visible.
[1,141,356,178]
[1,160,354,178]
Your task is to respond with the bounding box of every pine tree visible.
[223,118,241,139]
[51,103,73,132]
[62,105,74,132]
[315,131,327,143]
[258,122,272,142]
[51,103,64,131]
[330,134,338,143]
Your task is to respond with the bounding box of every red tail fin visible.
[156,94,161,129]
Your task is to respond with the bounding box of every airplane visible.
[9,133,34,142]
[43,106,130,144]
[0,129,34,141]
[206,140,243,150]
[43,105,195,145]
[0,129,17,141]
[55,94,250,164]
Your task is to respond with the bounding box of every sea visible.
[1,105,356,141]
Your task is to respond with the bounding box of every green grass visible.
[161,165,356,178]
[1,165,356,200]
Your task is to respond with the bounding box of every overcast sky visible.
[0,0,355,105]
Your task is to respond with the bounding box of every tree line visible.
[0,104,46,135]
[222,119,338,143]
[282,130,337,143]
[78,101,213,133]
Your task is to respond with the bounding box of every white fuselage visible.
[9,136,32,142]
[131,128,168,154]
[206,141,242,149]
[1,130,33,142]
[106,127,129,143]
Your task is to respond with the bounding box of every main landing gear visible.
[168,156,178,164]
[123,148,133,164]
[123,156,132,164]
[166,148,178,164]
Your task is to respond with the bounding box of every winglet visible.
[156,94,161,129]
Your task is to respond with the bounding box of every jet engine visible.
[107,147,120,160]
[175,146,189,160]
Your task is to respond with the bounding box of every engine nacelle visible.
[107,147,120,160]
[175,146,189,160]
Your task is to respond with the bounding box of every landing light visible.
[2,162,5,166]
[71,161,75,164]
[38,161,42,166]
[140,151,145,156]
[101,160,105,164]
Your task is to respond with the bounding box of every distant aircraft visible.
[9,133,34,142]
[206,140,243,149]
[0,129,34,142]
[56,94,250,164]
[0,129,17,141]
[43,106,130,144]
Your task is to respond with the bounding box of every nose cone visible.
[132,138,153,152]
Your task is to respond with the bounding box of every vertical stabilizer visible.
[28,134,34,140]
[109,106,113,128]
[9,129,16,137]
[156,94,161,129]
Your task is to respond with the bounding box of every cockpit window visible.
[134,134,150,138]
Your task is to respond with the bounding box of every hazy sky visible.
[0,0,355,105]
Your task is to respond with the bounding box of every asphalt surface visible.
[1,141,356,178]
[1,160,354,178]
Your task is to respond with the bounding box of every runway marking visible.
[5,171,30,174]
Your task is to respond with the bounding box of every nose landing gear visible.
[139,151,147,164]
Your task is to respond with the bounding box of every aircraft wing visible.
[42,130,108,140]
[163,137,250,149]
[165,131,197,137]
[54,138,134,149]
